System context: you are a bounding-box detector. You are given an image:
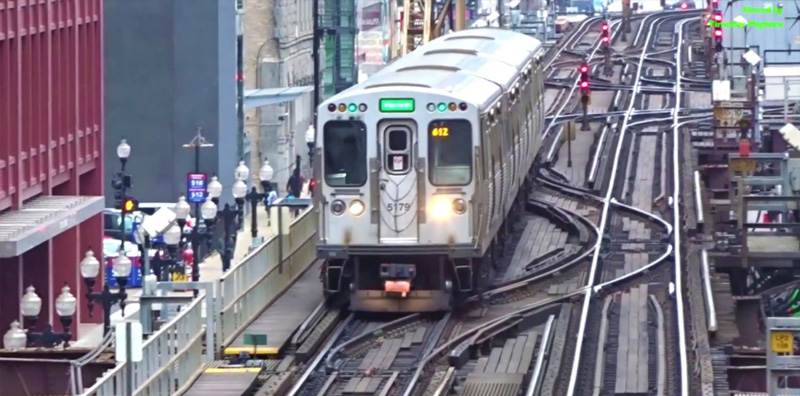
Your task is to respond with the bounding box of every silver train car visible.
[313,28,546,312]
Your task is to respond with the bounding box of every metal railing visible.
[219,207,317,347]
[80,296,207,396]
[82,207,318,395]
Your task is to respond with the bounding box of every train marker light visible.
[448,102,457,111]
[348,103,357,113]
[427,103,436,112]
[437,103,447,112]
[327,103,336,112]
[430,198,452,220]
[459,102,468,111]
[338,103,347,112]
[358,103,368,112]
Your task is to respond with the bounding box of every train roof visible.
[329,28,543,111]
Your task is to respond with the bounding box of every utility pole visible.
[621,0,630,42]
[313,0,321,126]
[236,13,245,160]
[567,122,573,167]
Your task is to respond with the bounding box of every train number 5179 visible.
[386,203,412,212]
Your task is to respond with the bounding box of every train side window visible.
[428,119,473,186]
[323,120,368,187]
[385,128,411,174]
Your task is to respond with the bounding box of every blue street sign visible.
[187,173,208,204]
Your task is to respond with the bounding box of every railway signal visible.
[712,11,723,23]
[580,63,589,82]
[601,21,610,47]
[121,198,139,215]
[711,0,718,10]
[714,27,723,52]
[680,2,688,9]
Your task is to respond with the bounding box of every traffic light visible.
[712,11,722,23]
[580,80,590,94]
[714,27,723,52]
[680,2,688,9]
[601,21,610,46]
[121,198,139,214]
[711,0,718,9]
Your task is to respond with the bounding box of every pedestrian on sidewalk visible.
[265,182,278,227]
[287,155,303,217]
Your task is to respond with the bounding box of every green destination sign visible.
[379,98,415,113]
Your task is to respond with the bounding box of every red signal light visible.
[711,0,718,4]
[602,37,610,43]
[580,81,589,88]
[680,2,688,9]
[714,29,722,37]
[601,22,609,31]
[713,13,722,22]
[580,65,589,73]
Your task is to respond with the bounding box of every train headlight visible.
[452,199,467,215]
[331,200,346,216]
[430,199,452,220]
[349,200,366,216]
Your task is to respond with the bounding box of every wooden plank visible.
[369,341,394,370]
[637,284,650,394]
[485,347,503,373]
[401,331,415,349]
[343,377,362,394]
[412,327,427,344]
[354,377,372,393]
[365,377,383,394]
[506,335,528,374]
[495,338,517,374]
[627,287,640,393]
[378,339,403,369]
[615,293,630,394]
[474,357,489,374]
[516,332,539,374]
[358,348,380,370]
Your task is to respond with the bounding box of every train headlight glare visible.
[430,199,452,220]
[349,200,366,216]
[452,199,467,214]
[331,200,346,215]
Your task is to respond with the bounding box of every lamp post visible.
[12,285,77,348]
[245,187,264,239]
[259,160,274,226]
[115,139,132,251]
[163,223,182,281]
[218,203,239,272]
[192,199,219,285]
[233,178,247,230]
[305,125,315,171]
[81,250,132,335]
[174,196,193,281]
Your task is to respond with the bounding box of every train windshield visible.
[428,120,472,186]
[323,120,368,187]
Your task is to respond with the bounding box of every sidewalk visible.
[73,184,311,348]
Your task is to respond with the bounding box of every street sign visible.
[729,157,757,173]
[772,331,794,353]
[187,173,208,204]
[115,321,143,363]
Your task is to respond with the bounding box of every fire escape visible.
[321,0,358,97]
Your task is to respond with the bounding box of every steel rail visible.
[672,17,694,396]
[285,313,354,396]
[565,11,664,395]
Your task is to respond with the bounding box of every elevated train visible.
[313,28,547,312]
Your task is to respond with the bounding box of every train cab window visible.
[428,120,472,186]
[323,120,368,186]
[385,128,411,174]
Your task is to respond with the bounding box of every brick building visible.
[0,0,104,341]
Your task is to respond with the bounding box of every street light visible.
[117,139,131,170]
[16,285,76,348]
[163,224,182,281]
[305,125,315,170]
[259,160,274,192]
[207,175,223,206]
[235,160,250,182]
[81,249,131,335]
[233,178,247,228]
[3,321,26,351]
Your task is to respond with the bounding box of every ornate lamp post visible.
[232,178,247,228]
[81,250,132,335]
[114,139,132,251]
[218,203,239,272]
[235,160,250,183]
[305,125,315,170]
[14,285,76,348]
[163,224,182,281]
[207,176,223,206]
[116,139,131,170]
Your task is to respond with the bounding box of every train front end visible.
[314,90,482,312]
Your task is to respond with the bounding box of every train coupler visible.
[380,263,416,298]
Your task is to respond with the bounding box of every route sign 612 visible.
[187,173,208,204]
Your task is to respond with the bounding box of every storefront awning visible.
[244,87,313,110]
[0,196,105,258]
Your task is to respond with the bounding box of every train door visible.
[377,120,419,243]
